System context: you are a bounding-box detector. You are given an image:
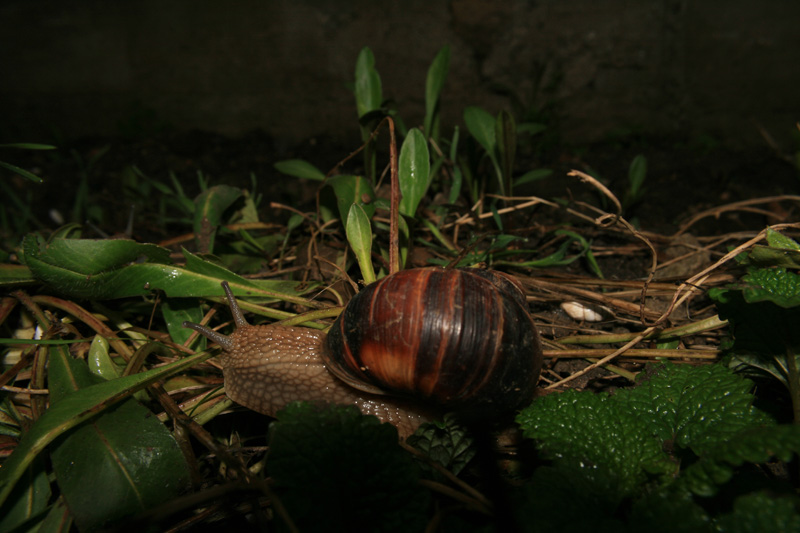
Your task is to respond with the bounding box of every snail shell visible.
[184,267,542,437]
[324,268,542,422]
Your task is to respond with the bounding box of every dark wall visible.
[2,0,798,149]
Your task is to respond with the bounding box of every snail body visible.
[184,267,542,438]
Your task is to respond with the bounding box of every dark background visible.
[2,0,798,150]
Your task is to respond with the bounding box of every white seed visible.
[560,301,604,322]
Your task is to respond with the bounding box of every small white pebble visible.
[560,301,604,322]
[49,209,64,225]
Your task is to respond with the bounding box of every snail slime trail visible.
[184,267,544,438]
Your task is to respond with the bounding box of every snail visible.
[183,267,543,438]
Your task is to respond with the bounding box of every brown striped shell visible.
[324,267,543,421]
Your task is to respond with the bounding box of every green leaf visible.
[514,168,552,187]
[0,143,57,150]
[0,456,51,533]
[345,203,375,284]
[424,45,450,140]
[766,227,800,251]
[0,160,44,183]
[517,122,547,136]
[46,347,191,530]
[325,174,376,223]
[623,363,771,456]
[268,402,429,532]
[406,414,475,477]
[463,106,496,155]
[517,389,673,501]
[517,363,774,501]
[628,154,647,198]
[18,235,312,300]
[87,335,120,380]
[398,128,431,217]
[354,47,382,118]
[192,184,242,254]
[681,424,800,496]
[741,267,800,308]
[495,110,516,195]
[714,491,800,532]
[0,263,36,288]
[273,159,326,181]
[0,349,211,510]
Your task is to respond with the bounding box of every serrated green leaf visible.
[628,487,712,533]
[398,128,431,217]
[741,267,800,308]
[514,464,626,533]
[268,403,429,532]
[713,491,800,532]
[345,203,375,284]
[406,413,475,477]
[624,363,770,456]
[273,159,326,181]
[681,424,800,496]
[354,47,382,118]
[518,363,776,503]
[517,389,673,501]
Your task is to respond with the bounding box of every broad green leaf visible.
[345,203,375,284]
[354,47,382,118]
[192,184,242,254]
[495,110,516,195]
[273,159,326,181]
[46,347,191,530]
[19,235,313,300]
[0,456,51,533]
[325,174,376,223]
[0,263,35,288]
[162,298,205,346]
[0,349,211,510]
[19,234,171,275]
[766,227,800,251]
[398,128,431,217]
[424,45,450,140]
[268,403,429,532]
[463,106,496,155]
